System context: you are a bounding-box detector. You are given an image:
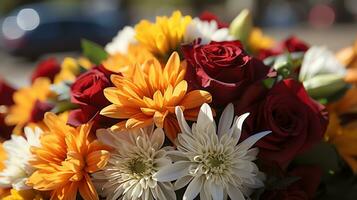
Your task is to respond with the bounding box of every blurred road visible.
[0,25,356,88]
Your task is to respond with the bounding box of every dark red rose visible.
[183,40,273,107]
[0,79,16,140]
[258,36,309,59]
[262,166,322,200]
[69,66,116,129]
[244,79,328,168]
[199,11,228,28]
[31,58,61,83]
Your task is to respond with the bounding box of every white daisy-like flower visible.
[0,127,42,190]
[299,46,346,82]
[105,26,137,55]
[93,126,176,200]
[154,103,270,200]
[184,18,234,44]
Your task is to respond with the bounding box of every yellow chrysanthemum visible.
[5,78,51,134]
[2,189,44,200]
[54,57,92,84]
[135,11,192,57]
[101,52,212,142]
[103,44,155,76]
[248,28,275,53]
[27,113,110,200]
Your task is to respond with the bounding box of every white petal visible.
[154,161,190,182]
[151,128,165,149]
[210,182,224,200]
[175,106,192,135]
[237,131,271,151]
[227,184,245,200]
[218,103,234,139]
[174,176,193,190]
[233,113,250,141]
[197,103,215,132]
[96,129,116,147]
[183,176,204,200]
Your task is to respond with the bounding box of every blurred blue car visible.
[0,2,127,58]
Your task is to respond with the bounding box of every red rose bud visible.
[31,58,61,83]
[182,40,272,108]
[258,36,309,60]
[0,79,16,140]
[247,79,328,168]
[262,166,322,200]
[199,11,229,28]
[69,66,116,129]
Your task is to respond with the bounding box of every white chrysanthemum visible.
[0,127,42,190]
[154,103,270,200]
[105,26,137,55]
[93,126,176,200]
[184,18,234,44]
[299,46,346,82]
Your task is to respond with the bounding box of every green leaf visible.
[263,77,276,89]
[51,101,78,114]
[81,39,108,65]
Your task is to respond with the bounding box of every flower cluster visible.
[1,9,355,200]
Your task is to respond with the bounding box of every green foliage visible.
[81,39,108,65]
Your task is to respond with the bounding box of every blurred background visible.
[0,0,356,87]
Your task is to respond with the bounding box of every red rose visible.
[262,166,322,200]
[258,36,309,59]
[182,40,273,107]
[199,11,229,28]
[0,78,16,140]
[31,58,61,83]
[245,79,328,167]
[68,66,116,129]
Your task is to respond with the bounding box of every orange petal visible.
[163,116,180,144]
[180,90,212,109]
[85,150,110,173]
[78,174,99,200]
[100,105,140,119]
[126,113,153,129]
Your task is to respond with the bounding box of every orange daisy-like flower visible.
[103,44,154,76]
[100,52,212,142]
[27,113,110,200]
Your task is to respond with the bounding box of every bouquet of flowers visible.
[0,9,356,200]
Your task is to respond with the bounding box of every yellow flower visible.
[2,189,44,200]
[101,52,212,142]
[103,44,155,76]
[248,28,275,53]
[135,11,192,57]
[54,57,92,84]
[27,113,110,200]
[5,78,51,134]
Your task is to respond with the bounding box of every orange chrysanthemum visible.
[27,113,110,200]
[5,78,52,134]
[325,110,357,173]
[101,52,212,142]
[103,44,154,76]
